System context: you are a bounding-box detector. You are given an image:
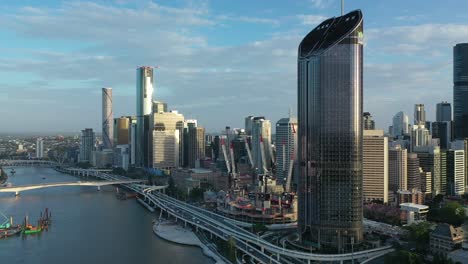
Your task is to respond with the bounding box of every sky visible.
[0,0,467,134]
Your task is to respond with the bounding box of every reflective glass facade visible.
[454,44,468,139]
[297,10,363,252]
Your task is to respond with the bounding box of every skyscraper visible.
[363,112,375,130]
[79,128,95,162]
[113,116,130,145]
[36,138,44,159]
[297,10,364,251]
[414,104,426,126]
[187,123,206,168]
[136,66,154,167]
[414,146,442,195]
[436,101,452,122]
[363,130,388,204]
[389,145,408,192]
[275,117,298,184]
[407,153,420,191]
[244,116,254,135]
[392,111,409,137]
[252,117,272,175]
[454,43,468,139]
[152,100,167,113]
[102,87,113,149]
[150,110,184,169]
[447,150,465,195]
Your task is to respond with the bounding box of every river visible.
[0,167,213,264]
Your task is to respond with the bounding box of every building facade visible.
[79,128,95,162]
[447,150,465,195]
[363,130,388,203]
[389,145,408,192]
[102,87,113,149]
[436,101,452,122]
[297,10,364,251]
[275,117,298,185]
[392,111,409,137]
[363,112,375,130]
[454,43,468,139]
[136,66,154,167]
[251,117,272,175]
[113,116,130,145]
[36,138,44,159]
[187,125,206,168]
[407,153,420,191]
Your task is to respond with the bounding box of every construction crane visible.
[259,136,269,175]
[285,159,294,193]
[221,138,231,174]
[229,143,238,189]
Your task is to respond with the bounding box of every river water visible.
[0,167,213,264]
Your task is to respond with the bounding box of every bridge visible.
[36,167,395,263]
[0,160,59,167]
[0,179,144,196]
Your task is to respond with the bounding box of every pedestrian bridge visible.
[0,179,144,195]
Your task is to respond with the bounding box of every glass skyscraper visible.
[297,10,363,252]
[454,43,468,139]
[136,66,154,167]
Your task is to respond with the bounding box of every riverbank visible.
[153,221,226,264]
[0,168,7,185]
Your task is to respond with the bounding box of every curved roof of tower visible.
[299,9,362,58]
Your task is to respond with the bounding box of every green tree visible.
[429,201,466,226]
[384,250,422,264]
[403,222,431,252]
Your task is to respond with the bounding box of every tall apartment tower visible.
[392,111,409,137]
[36,138,44,159]
[363,112,375,130]
[251,117,272,175]
[454,44,468,139]
[102,87,113,149]
[447,150,466,195]
[297,10,364,251]
[275,117,298,184]
[389,145,408,192]
[136,66,154,167]
[436,101,452,122]
[414,104,426,126]
[187,123,206,168]
[79,128,95,162]
[407,153,420,191]
[363,130,388,203]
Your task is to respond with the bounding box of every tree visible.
[403,222,431,252]
[429,201,466,226]
[384,250,422,264]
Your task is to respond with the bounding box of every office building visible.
[245,116,254,135]
[363,112,375,130]
[102,87,113,149]
[150,110,184,169]
[454,43,468,139]
[392,111,409,137]
[414,104,426,126]
[412,125,431,149]
[275,117,298,185]
[187,124,206,168]
[297,10,364,251]
[113,116,130,145]
[79,128,95,162]
[130,121,137,165]
[251,117,272,175]
[363,130,388,203]
[407,153,420,191]
[36,138,44,159]
[432,121,453,149]
[389,145,407,192]
[91,149,113,168]
[136,66,154,167]
[436,101,452,122]
[414,146,443,195]
[447,150,465,195]
[451,139,468,187]
[420,168,432,194]
[113,144,129,170]
[152,100,167,113]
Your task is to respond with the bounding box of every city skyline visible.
[1,0,467,134]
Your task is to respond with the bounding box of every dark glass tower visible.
[454,44,468,139]
[297,10,363,252]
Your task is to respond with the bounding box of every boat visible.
[10,169,15,175]
[0,226,22,239]
[22,216,42,235]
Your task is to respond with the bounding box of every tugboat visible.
[22,215,43,235]
[0,212,22,239]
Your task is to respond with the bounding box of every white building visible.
[251,117,272,175]
[363,130,388,203]
[447,150,465,195]
[36,138,44,159]
[275,117,297,185]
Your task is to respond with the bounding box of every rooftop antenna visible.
[341,0,344,16]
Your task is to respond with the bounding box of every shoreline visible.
[0,168,8,185]
[153,220,226,264]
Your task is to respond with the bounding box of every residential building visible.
[430,224,464,255]
[407,153,420,191]
[102,87,113,149]
[389,145,407,192]
[36,138,44,159]
[447,150,465,195]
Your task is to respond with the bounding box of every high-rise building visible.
[252,117,272,175]
[79,128,95,162]
[440,150,448,194]
[407,153,420,191]
[432,121,453,149]
[363,112,375,130]
[412,125,432,149]
[150,110,184,169]
[187,124,205,168]
[451,139,468,188]
[447,150,465,195]
[152,100,167,113]
[414,104,426,126]
[113,116,130,145]
[275,117,298,184]
[436,101,452,122]
[36,138,44,159]
[389,145,408,192]
[392,111,410,137]
[453,43,468,139]
[420,168,432,195]
[363,130,388,204]
[245,116,254,135]
[102,87,113,149]
[136,66,154,167]
[130,121,137,165]
[414,146,442,195]
[297,10,364,251]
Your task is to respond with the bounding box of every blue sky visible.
[1,0,467,133]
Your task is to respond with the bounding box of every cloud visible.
[297,14,328,25]
[309,0,334,9]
